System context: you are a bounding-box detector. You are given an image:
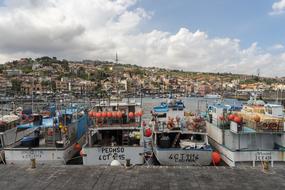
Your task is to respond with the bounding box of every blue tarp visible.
[42,118,54,128]
[58,108,78,115]
[76,114,87,140]
[17,117,55,129]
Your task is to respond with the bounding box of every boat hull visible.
[208,136,285,167]
[82,146,144,166]
[154,147,212,166]
[4,135,85,165]
[206,122,285,166]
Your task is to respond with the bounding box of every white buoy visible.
[110,160,121,166]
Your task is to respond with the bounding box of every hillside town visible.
[0,57,285,102]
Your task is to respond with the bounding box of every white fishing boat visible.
[82,100,144,166]
[204,94,221,99]
[4,105,88,165]
[151,106,213,166]
[206,97,285,167]
[0,114,40,163]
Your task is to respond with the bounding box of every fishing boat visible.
[153,102,169,112]
[81,99,144,166]
[0,113,41,162]
[206,96,285,167]
[151,105,213,166]
[204,94,221,99]
[4,105,88,165]
[166,95,185,110]
[0,114,21,162]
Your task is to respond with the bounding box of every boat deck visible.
[0,165,285,190]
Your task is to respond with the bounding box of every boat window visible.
[157,133,205,149]
[180,134,204,141]
[157,113,167,118]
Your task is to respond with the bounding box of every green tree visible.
[61,59,69,71]
[11,79,22,94]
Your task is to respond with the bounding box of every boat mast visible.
[32,63,34,114]
[115,52,119,110]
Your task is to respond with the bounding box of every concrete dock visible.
[0,165,285,190]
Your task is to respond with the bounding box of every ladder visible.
[122,131,129,146]
[172,133,180,148]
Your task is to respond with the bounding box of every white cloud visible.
[0,0,285,77]
[273,44,284,49]
[270,0,285,15]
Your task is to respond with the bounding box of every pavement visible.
[0,165,285,190]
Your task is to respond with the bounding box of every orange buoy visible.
[228,114,235,121]
[102,112,107,118]
[88,111,93,117]
[144,128,152,137]
[117,112,122,118]
[234,116,242,124]
[112,112,117,118]
[74,143,82,151]
[253,115,260,123]
[135,112,140,117]
[137,111,143,117]
[212,151,221,165]
[135,111,143,117]
[128,112,134,118]
[96,112,102,118]
[92,111,97,118]
[107,112,112,118]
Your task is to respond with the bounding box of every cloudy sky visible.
[0,0,285,77]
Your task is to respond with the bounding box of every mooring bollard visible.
[263,161,269,171]
[126,158,131,167]
[31,158,36,169]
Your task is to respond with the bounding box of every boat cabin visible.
[15,108,87,149]
[264,104,284,118]
[154,130,209,150]
[82,100,144,165]
[4,106,88,165]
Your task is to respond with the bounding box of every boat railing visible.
[239,121,284,133]
[94,122,141,128]
[153,122,207,133]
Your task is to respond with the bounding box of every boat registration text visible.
[169,153,199,162]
